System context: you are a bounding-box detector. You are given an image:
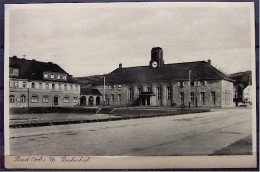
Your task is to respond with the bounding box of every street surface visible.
[9,108,252,156]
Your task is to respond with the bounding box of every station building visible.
[9,56,80,108]
[90,47,234,108]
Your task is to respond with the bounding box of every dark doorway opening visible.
[80,96,86,106]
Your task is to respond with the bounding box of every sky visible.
[7,2,254,77]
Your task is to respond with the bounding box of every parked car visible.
[238,102,247,107]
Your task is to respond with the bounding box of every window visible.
[201,81,208,86]
[64,96,69,103]
[31,82,35,89]
[75,85,78,91]
[118,94,122,104]
[146,87,151,92]
[128,89,133,100]
[52,84,55,90]
[22,82,27,88]
[9,81,13,88]
[64,85,67,90]
[178,82,184,87]
[73,97,78,103]
[42,95,49,103]
[51,74,54,79]
[20,95,26,103]
[211,92,216,105]
[200,92,205,105]
[157,87,162,99]
[113,85,116,89]
[9,95,15,103]
[190,92,195,105]
[14,81,18,88]
[137,88,142,97]
[70,85,73,90]
[58,84,61,90]
[44,73,48,78]
[180,92,184,104]
[9,69,14,75]
[118,85,122,89]
[190,82,195,86]
[197,81,201,86]
[57,75,60,79]
[39,83,42,89]
[31,95,38,103]
[108,85,112,89]
[167,87,172,99]
[111,94,114,104]
[63,75,67,80]
[45,83,49,90]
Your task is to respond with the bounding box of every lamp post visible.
[103,76,106,106]
[188,70,192,109]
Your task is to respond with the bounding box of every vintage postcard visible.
[4,2,257,169]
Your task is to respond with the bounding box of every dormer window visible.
[44,73,48,78]
[57,75,60,79]
[62,75,67,80]
[51,74,54,79]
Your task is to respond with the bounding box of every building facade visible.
[9,56,80,108]
[92,47,234,108]
[243,85,252,103]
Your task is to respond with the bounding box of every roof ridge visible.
[114,60,207,70]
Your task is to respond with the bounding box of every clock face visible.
[152,61,158,68]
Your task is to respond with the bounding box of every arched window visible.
[20,95,26,103]
[31,95,38,103]
[64,96,69,103]
[9,95,15,103]
[73,97,78,103]
[42,95,49,103]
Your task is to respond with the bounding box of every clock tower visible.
[149,47,164,68]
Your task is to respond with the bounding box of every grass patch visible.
[10,107,99,114]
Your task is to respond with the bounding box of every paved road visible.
[9,108,252,156]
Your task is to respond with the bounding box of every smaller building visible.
[9,56,81,108]
[80,88,102,106]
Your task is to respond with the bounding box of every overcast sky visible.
[7,2,254,77]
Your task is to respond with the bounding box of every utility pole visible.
[188,70,192,109]
[103,76,106,106]
[195,79,198,107]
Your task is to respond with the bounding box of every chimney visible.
[207,59,211,65]
[119,63,122,68]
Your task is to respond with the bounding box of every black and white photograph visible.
[4,2,257,169]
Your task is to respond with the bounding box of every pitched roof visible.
[9,56,73,82]
[101,61,233,85]
[80,88,102,95]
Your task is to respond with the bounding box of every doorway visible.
[54,96,59,106]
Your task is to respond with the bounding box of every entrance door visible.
[54,96,59,106]
[147,97,151,105]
